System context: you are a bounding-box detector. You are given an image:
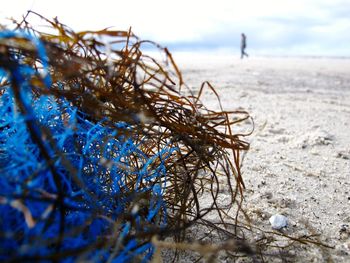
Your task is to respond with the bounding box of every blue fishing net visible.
[0,30,175,262]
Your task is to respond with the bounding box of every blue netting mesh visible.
[0,30,175,262]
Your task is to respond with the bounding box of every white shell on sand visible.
[269,214,288,230]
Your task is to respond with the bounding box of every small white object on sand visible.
[269,214,288,230]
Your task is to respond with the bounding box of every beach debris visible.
[336,151,350,160]
[267,127,285,135]
[343,241,350,253]
[0,11,335,263]
[0,11,253,262]
[339,224,350,240]
[269,214,288,230]
[294,129,334,148]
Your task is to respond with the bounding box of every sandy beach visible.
[172,53,350,262]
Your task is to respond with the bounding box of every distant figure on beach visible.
[240,33,249,59]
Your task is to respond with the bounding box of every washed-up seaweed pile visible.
[1,12,331,263]
[0,12,252,262]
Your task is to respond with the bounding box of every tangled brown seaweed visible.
[0,11,332,262]
[0,11,253,261]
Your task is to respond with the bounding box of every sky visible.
[1,0,350,56]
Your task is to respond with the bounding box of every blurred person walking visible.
[240,33,249,59]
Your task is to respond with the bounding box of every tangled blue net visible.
[0,30,175,262]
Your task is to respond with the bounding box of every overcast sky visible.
[1,0,350,56]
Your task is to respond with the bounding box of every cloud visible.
[162,1,350,56]
[1,0,349,56]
